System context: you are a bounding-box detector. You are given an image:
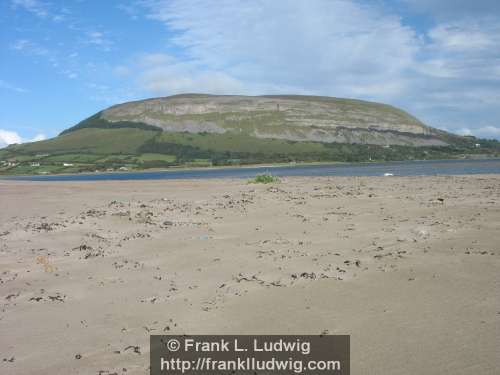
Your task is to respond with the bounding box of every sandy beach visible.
[1,175,499,374]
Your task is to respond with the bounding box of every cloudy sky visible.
[1,0,500,147]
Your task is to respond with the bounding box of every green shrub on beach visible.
[249,174,280,184]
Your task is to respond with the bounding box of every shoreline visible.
[2,156,500,180]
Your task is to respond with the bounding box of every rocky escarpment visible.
[66,94,452,146]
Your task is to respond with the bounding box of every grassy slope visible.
[60,112,162,135]
[152,131,327,154]
[9,128,158,154]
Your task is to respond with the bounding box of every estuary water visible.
[7,158,500,181]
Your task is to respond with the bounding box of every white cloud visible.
[136,1,498,103]
[0,79,27,93]
[476,126,500,138]
[10,39,87,82]
[428,23,497,52]
[87,83,110,91]
[138,0,419,100]
[117,3,140,20]
[132,53,244,95]
[52,14,65,22]
[11,0,49,18]
[30,134,47,142]
[419,19,500,82]
[454,126,500,139]
[11,39,49,56]
[122,52,310,96]
[85,31,113,50]
[140,65,245,95]
[87,31,104,44]
[11,0,69,23]
[0,129,46,148]
[0,130,23,147]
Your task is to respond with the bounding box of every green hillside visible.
[14,128,159,154]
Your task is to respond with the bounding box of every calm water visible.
[7,158,500,181]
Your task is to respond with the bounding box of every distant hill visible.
[1,94,498,175]
[62,94,454,146]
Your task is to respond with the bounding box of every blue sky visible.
[1,0,499,146]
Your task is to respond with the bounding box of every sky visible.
[1,0,500,147]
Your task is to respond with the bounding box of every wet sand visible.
[1,175,499,374]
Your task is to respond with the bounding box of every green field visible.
[136,153,177,162]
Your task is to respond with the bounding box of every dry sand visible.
[0,175,499,374]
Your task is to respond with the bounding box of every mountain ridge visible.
[2,94,497,175]
[62,94,452,147]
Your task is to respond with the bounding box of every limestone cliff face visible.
[90,94,448,146]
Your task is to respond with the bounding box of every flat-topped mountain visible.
[3,94,495,175]
[63,94,451,146]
